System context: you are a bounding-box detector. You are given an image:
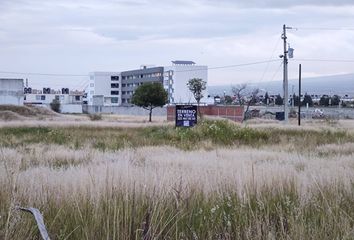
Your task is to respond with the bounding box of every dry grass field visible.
[1,111,354,239]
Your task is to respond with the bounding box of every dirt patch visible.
[0,105,59,117]
[0,110,26,121]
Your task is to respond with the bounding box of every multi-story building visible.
[85,71,121,106]
[121,66,164,104]
[85,61,208,108]
[165,61,208,104]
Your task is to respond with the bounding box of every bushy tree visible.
[50,99,61,113]
[131,82,168,122]
[263,92,270,105]
[291,94,300,106]
[302,94,313,107]
[187,78,207,117]
[187,78,207,105]
[275,94,283,105]
[331,95,341,106]
[224,95,233,105]
[319,95,330,106]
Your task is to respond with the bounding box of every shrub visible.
[88,113,102,121]
[50,99,61,113]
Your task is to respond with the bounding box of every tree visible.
[131,82,168,122]
[319,95,330,106]
[50,99,61,113]
[263,92,270,105]
[243,88,260,121]
[275,94,283,105]
[331,95,341,106]
[302,94,313,107]
[291,94,300,106]
[224,95,233,105]
[232,84,247,105]
[187,78,207,116]
[187,78,207,104]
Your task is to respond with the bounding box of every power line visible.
[174,59,281,73]
[259,37,281,82]
[293,58,354,63]
[0,71,88,77]
[269,62,283,82]
[0,59,281,77]
[294,27,354,31]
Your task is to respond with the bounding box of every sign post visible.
[175,105,198,127]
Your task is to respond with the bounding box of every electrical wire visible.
[294,27,354,31]
[0,59,281,77]
[259,37,281,82]
[292,58,354,63]
[0,71,88,77]
[269,62,283,82]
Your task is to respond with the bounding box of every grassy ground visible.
[1,118,354,239]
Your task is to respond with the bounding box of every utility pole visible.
[281,24,291,123]
[298,64,301,126]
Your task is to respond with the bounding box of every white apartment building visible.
[164,61,208,104]
[85,61,208,108]
[0,78,24,105]
[85,72,121,106]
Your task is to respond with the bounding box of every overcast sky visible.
[1,0,354,89]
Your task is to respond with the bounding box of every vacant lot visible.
[1,117,354,239]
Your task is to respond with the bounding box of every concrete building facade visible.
[164,61,208,104]
[84,61,208,111]
[0,78,24,105]
[86,72,121,106]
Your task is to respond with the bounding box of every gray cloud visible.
[0,0,354,88]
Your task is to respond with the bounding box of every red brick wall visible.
[167,105,244,122]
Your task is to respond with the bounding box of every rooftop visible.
[172,60,196,65]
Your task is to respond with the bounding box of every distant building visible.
[165,61,208,104]
[85,71,121,106]
[0,78,24,105]
[24,88,84,113]
[84,61,208,110]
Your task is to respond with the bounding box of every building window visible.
[111,83,119,88]
[122,98,126,103]
[75,96,81,101]
[41,95,46,100]
[122,91,126,95]
[111,97,118,103]
[90,83,94,87]
[111,76,119,81]
[122,84,126,87]
[111,91,119,95]
[122,76,126,80]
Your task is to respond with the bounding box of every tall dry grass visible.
[1,119,354,239]
[1,143,354,239]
